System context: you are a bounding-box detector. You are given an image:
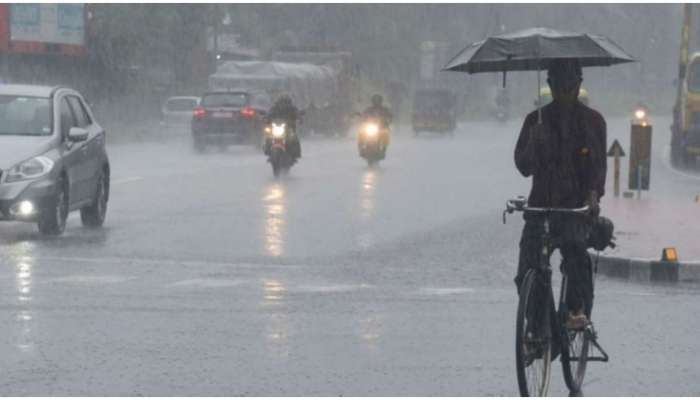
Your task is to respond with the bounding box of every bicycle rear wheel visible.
[516,269,552,397]
[561,325,590,393]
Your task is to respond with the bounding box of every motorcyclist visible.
[265,94,302,159]
[361,94,393,148]
[513,59,607,330]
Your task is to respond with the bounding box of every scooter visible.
[264,119,299,178]
[358,119,389,167]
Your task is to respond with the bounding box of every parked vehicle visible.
[191,90,267,152]
[161,96,199,131]
[671,4,700,168]
[0,84,110,235]
[412,88,457,136]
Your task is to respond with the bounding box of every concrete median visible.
[592,253,700,284]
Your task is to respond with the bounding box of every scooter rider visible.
[361,94,393,148]
[265,94,302,159]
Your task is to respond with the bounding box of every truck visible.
[208,47,357,137]
[671,4,700,168]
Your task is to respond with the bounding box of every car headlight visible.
[364,123,379,137]
[272,123,286,138]
[5,156,54,183]
[634,109,646,120]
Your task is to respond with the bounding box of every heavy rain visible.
[0,2,698,396]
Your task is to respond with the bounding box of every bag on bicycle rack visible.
[588,216,615,251]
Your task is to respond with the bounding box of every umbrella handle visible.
[537,66,542,124]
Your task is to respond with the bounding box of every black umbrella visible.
[443,27,636,121]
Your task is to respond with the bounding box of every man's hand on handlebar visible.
[585,191,600,217]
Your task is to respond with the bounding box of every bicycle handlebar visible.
[503,198,589,224]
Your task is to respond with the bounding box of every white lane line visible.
[46,275,135,284]
[167,278,244,288]
[417,287,476,296]
[35,255,305,269]
[605,289,656,297]
[294,283,372,293]
[111,176,145,185]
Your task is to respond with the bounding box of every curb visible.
[592,253,700,284]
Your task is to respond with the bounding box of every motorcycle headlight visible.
[364,123,379,137]
[634,109,646,120]
[272,123,286,138]
[5,156,54,183]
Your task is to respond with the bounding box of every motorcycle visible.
[357,119,389,167]
[264,119,298,177]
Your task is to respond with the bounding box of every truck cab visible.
[673,52,700,166]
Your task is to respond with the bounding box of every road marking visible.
[167,278,244,288]
[35,255,306,269]
[47,275,134,284]
[294,283,372,293]
[111,176,145,185]
[418,287,475,296]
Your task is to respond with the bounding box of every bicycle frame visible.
[506,197,609,395]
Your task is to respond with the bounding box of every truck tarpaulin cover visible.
[209,61,339,110]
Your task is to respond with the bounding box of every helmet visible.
[371,94,383,106]
[588,216,615,251]
[278,94,293,106]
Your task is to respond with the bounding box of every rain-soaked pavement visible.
[0,118,698,395]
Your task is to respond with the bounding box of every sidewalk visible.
[600,194,700,262]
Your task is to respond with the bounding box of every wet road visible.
[0,119,698,395]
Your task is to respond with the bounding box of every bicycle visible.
[503,196,609,396]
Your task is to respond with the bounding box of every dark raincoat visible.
[362,105,393,127]
[268,99,301,132]
[514,99,607,316]
[514,100,607,208]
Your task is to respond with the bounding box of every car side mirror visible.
[68,127,88,142]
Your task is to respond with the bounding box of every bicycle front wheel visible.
[516,269,553,397]
[561,325,590,393]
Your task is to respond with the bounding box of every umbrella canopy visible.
[443,27,636,74]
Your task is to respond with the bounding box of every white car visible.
[161,96,200,131]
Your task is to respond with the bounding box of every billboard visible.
[10,4,84,46]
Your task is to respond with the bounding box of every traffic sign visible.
[607,139,626,197]
[629,124,652,191]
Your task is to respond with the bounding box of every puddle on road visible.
[263,183,287,257]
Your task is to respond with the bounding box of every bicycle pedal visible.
[584,324,598,340]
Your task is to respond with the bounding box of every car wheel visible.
[80,170,109,228]
[38,176,69,235]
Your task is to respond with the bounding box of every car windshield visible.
[166,98,198,112]
[414,92,450,111]
[0,95,51,136]
[201,93,248,108]
[689,61,700,93]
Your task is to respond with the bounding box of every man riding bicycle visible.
[513,59,607,330]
